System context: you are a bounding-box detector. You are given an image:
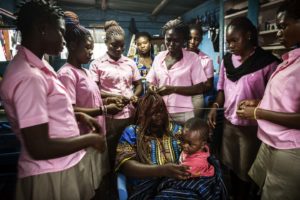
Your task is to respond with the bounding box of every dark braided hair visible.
[104,20,125,42]
[134,92,171,163]
[162,18,189,41]
[64,11,92,50]
[227,17,258,46]
[277,0,300,20]
[16,0,64,39]
[184,118,209,144]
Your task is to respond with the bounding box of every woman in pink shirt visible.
[207,17,279,199]
[0,1,106,199]
[57,14,124,191]
[237,1,300,199]
[147,18,208,125]
[90,20,142,168]
[187,23,214,117]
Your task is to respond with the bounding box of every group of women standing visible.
[0,0,299,199]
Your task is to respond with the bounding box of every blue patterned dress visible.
[115,122,227,200]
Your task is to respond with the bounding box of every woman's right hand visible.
[148,84,158,92]
[106,103,124,115]
[91,133,106,153]
[207,108,217,129]
[161,163,190,180]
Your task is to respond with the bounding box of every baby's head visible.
[182,118,210,154]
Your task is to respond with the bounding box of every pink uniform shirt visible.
[90,53,141,119]
[58,63,106,134]
[217,54,277,126]
[198,51,214,79]
[179,145,214,177]
[0,46,85,178]
[257,48,300,149]
[146,49,207,114]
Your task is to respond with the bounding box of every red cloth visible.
[179,146,215,177]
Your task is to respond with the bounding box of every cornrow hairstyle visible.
[189,23,204,40]
[104,20,125,42]
[162,18,189,41]
[277,0,300,20]
[64,11,91,50]
[134,92,171,163]
[16,0,64,39]
[184,117,209,143]
[135,31,152,42]
[227,17,258,46]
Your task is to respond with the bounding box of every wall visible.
[182,0,220,71]
[60,5,176,55]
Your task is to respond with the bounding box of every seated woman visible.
[115,92,226,200]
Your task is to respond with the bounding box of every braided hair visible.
[162,18,189,41]
[134,92,171,163]
[16,0,64,39]
[104,20,125,42]
[64,11,91,50]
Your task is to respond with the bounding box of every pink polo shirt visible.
[217,54,278,126]
[58,63,106,134]
[0,46,85,178]
[146,49,207,113]
[90,53,141,119]
[198,51,214,79]
[257,48,300,149]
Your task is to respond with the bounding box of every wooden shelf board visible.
[225,9,247,19]
[260,0,285,10]
[259,29,279,35]
[262,45,286,50]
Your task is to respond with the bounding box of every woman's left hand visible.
[130,95,139,104]
[236,106,255,120]
[157,85,175,96]
[75,112,102,134]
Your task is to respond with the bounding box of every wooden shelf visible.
[259,29,279,35]
[260,0,285,10]
[224,0,284,20]
[225,9,247,20]
[262,45,286,50]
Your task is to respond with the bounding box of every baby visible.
[180,117,215,177]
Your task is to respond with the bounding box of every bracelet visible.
[213,102,220,108]
[100,105,107,116]
[254,107,258,120]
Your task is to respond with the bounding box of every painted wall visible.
[182,0,220,71]
[60,5,176,55]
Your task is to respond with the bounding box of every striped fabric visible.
[129,156,227,200]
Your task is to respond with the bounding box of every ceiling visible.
[57,0,205,16]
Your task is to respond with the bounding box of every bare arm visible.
[204,77,214,92]
[21,123,104,160]
[74,106,102,117]
[133,80,143,97]
[157,82,207,96]
[207,90,225,128]
[121,160,190,179]
[237,105,300,129]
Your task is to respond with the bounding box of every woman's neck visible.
[21,40,43,59]
[67,55,81,69]
[239,46,255,63]
[138,52,151,58]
